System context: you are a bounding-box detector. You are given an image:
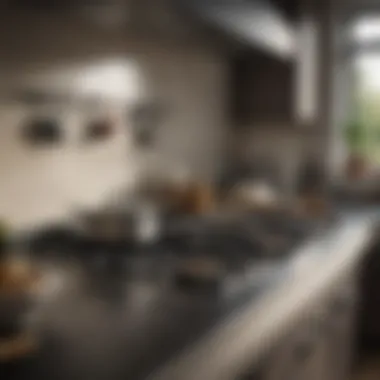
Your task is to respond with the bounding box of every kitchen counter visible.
[152,211,375,380]
[2,211,376,380]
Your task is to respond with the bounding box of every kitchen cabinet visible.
[231,51,295,126]
[358,237,380,349]
[323,275,359,380]
[266,320,322,380]
[261,307,329,380]
[237,270,360,380]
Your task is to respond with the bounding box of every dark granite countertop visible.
[2,211,376,380]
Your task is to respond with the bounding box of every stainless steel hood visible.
[3,0,130,27]
[183,0,296,59]
[2,0,296,57]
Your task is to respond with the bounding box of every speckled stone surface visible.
[0,213,376,380]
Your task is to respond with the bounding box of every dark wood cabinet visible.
[231,51,295,126]
[358,237,380,349]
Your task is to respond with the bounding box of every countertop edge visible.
[150,214,375,380]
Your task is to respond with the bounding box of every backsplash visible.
[0,102,137,231]
[231,125,330,196]
[0,45,227,231]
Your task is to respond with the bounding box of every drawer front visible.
[264,315,327,380]
[236,270,359,380]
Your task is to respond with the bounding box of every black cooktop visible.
[2,211,333,380]
[1,247,285,380]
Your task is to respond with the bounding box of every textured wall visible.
[0,102,137,230]
[0,43,225,232]
[136,48,227,181]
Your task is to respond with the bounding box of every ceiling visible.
[4,0,124,9]
[0,0,131,27]
[3,0,379,19]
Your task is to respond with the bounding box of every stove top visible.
[27,212,329,261]
[23,213,330,296]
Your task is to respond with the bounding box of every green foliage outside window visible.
[351,87,380,163]
[344,119,366,154]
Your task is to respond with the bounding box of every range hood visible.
[4,0,295,58]
[183,0,296,59]
[4,0,129,27]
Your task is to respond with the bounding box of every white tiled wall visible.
[236,127,303,195]
[136,48,227,181]
[0,6,229,231]
[0,102,137,231]
[0,47,227,231]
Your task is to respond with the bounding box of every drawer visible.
[236,270,360,380]
[264,316,326,380]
